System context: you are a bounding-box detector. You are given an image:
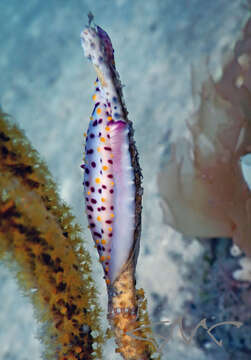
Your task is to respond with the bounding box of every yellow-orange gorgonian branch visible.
[0,110,104,360]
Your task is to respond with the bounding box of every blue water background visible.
[0,1,250,359]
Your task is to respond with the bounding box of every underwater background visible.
[0,0,250,359]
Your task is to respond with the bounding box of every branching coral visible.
[158,15,251,257]
[0,109,104,360]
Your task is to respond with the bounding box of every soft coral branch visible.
[0,110,104,360]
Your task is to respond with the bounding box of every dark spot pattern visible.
[83,76,135,285]
[94,232,102,238]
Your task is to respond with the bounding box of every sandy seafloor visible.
[0,0,251,359]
